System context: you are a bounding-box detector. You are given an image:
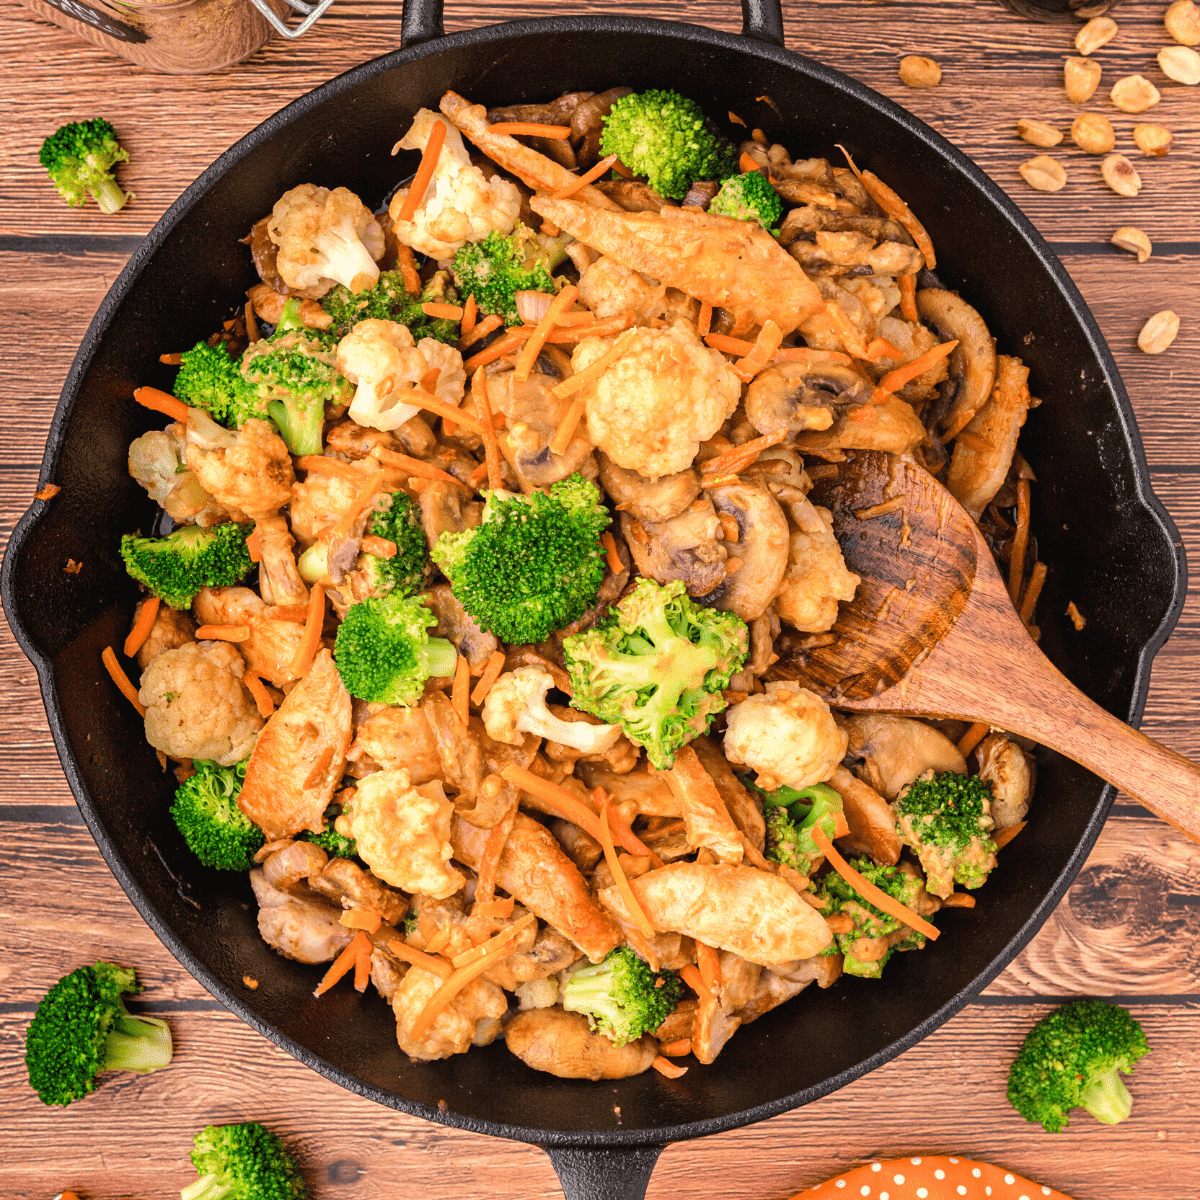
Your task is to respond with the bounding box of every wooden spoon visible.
[777,449,1200,844]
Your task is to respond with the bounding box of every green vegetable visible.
[333,593,458,705]
[120,522,254,610]
[755,781,845,875]
[600,90,738,201]
[359,490,428,599]
[24,962,172,1107]
[450,223,570,326]
[892,770,997,899]
[1008,999,1151,1133]
[304,821,357,860]
[321,270,460,343]
[183,1121,306,1200]
[38,118,131,214]
[174,341,265,429]
[560,947,682,1046]
[171,759,262,871]
[562,577,748,769]
[709,170,782,230]
[431,474,609,645]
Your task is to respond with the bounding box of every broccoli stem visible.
[91,176,128,215]
[181,1173,232,1200]
[1079,1067,1134,1125]
[423,638,459,678]
[102,1014,173,1074]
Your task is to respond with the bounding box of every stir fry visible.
[109,86,1042,1081]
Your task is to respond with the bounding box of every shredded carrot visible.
[659,1038,692,1057]
[409,389,485,434]
[597,798,659,961]
[425,925,452,954]
[811,826,940,940]
[394,120,446,224]
[470,368,504,491]
[1008,478,1031,606]
[35,482,61,501]
[396,243,422,296]
[732,319,784,381]
[458,293,478,341]
[1019,561,1048,626]
[548,397,587,458]
[420,368,443,396]
[473,896,516,919]
[361,534,397,558]
[679,963,712,1003]
[741,835,772,870]
[451,912,536,968]
[831,809,851,839]
[101,646,146,716]
[611,158,634,179]
[159,351,183,365]
[862,171,936,270]
[245,527,262,563]
[386,938,453,979]
[370,445,469,487]
[194,624,250,642]
[696,941,722,995]
[652,1055,688,1079]
[353,936,372,992]
[957,721,990,757]
[544,314,633,343]
[700,429,787,480]
[340,908,383,933]
[314,931,371,997]
[134,386,189,423]
[704,332,756,356]
[330,468,385,540]
[553,153,620,199]
[993,821,1026,851]
[866,337,904,361]
[550,337,632,400]
[600,531,623,574]
[459,313,504,351]
[422,302,465,320]
[244,672,275,719]
[123,596,160,659]
[462,330,526,371]
[471,650,508,706]
[739,150,764,174]
[878,339,958,393]
[451,654,471,727]
[899,273,919,322]
[514,283,580,383]
[288,583,326,678]
[466,461,489,488]
[697,301,713,338]
[487,121,572,138]
[295,454,363,483]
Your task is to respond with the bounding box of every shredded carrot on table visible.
[515,283,580,383]
[244,672,275,719]
[394,120,446,224]
[451,912,536,968]
[659,1038,692,1057]
[993,821,1026,850]
[956,722,990,757]
[451,654,471,727]
[361,534,397,558]
[134,386,189,423]
[679,963,712,1003]
[550,337,632,400]
[487,121,572,138]
[245,527,262,563]
[600,531,623,575]
[898,273,919,322]
[460,293,477,340]
[473,896,516,919]
[387,938,453,979]
[878,339,958,393]
[459,313,503,351]
[471,649,508,706]
[471,368,504,491]
[288,584,326,678]
[695,941,722,995]
[314,931,371,997]
[340,908,383,933]
[159,351,184,365]
[422,302,464,320]
[700,429,787,480]
[396,243,422,296]
[463,330,525,371]
[1008,478,1031,606]
[811,826,939,940]
[553,153,620,199]
[101,646,145,716]
[331,468,385,540]
[652,1055,688,1079]
[123,596,160,659]
[370,445,468,487]
[295,454,363,482]
[549,397,587,457]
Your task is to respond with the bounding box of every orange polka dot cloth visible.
[798,1156,1075,1200]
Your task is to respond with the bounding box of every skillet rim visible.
[2,12,1187,1149]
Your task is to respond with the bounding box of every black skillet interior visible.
[2,0,1186,1164]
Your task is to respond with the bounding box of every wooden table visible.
[1,0,1197,1195]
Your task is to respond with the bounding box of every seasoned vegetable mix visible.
[109,87,1044,1080]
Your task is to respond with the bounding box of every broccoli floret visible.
[403,912,419,936]
[431,474,610,644]
[303,800,357,859]
[120,522,254,610]
[321,270,460,343]
[755,781,845,875]
[709,170,782,230]
[171,759,262,871]
[892,769,998,899]
[359,490,428,598]
[39,118,131,214]
[562,578,748,769]
[174,341,266,428]
[1008,999,1151,1133]
[183,1121,306,1200]
[333,593,457,705]
[450,223,569,326]
[24,962,172,1106]
[600,90,738,201]
[560,947,682,1046]
[239,298,349,456]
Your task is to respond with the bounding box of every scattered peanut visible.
[1111,226,1152,263]
[1165,0,1200,45]
[1110,74,1161,112]
[1158,44,1200,84]
[1019,155,1068,192]
[1133,123,1174,155]
[1137,310,1180,354]
[1101,153,1143,196]
[1071,112,1115,154]
[1017,118,1063,147]
[1064,56,1102,103]
[898,55,942,88]
[1075,16,1117,55]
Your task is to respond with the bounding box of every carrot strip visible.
[611,158,634,179]
[361,535,397,558]
[544,314,632,343]
[811,826,940,940]
[861,170,936,270]
[866,337,904,361]
[370,445,469,487]
[899,273,919,323]
[993,821,1026,851]
[957,721,990,757]
[486,122,572,138]
[696,941,722,995]
[245,527,262,563]
[394,119,446,224]
[466,461,489,488]
[420,368,443,396]
[550,337,633,400]
[514,283,581,383]
[288,584,326,678]
[463,330,526,371]
[295,455,363,483]
[470,650,508,706]
[265,605,310,622]
[451,654,471,727]
[598,798,659,963]
[652,1055,688,1079]
[659,1038,692,1057]
[340,908,383,933]
[459,293,478,340]
[732,319,784,382]
[878,340,958,393]
[194,624,250,642]
[600,531,623,574]
[331,468,385,540]
[739,150,764,174]
[244,672,275,719]
[314,932,369,997]
[774,346,853,365]
[1008,478,1032,606]
[473,896,516,919]
[549,397,587,457]
[353,937,372,992]
[700,429,787,480]
[123,596,160,659]
[410,389,485,434]
[471,368,504,491]
[101,646,146,716]
[704,332,756,356]
[134,386,189,423]
[1019,561,1048,626]
[847,406,877,425]
[553,153,620,199]
[697,301,713,338]
[679,963,712,1003]
[831,809,851,839]
[459,313,504,351]
[396,243,422,297]
[422,302,465,320]
[450,912,535,968]
[386,938,453,979]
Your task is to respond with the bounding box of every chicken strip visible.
[658,744,744,865]
[688,735,766,852]
[193,586,304,690]
[254,514,309,607]
[504,1007,657,1080]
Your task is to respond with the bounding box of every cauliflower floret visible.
[776,501,860,633]
[483,665,621,754]
[723,681,847,793]
[336,319,427,432]
[576,256,668,323]
[139,640,263,766]
[416,337,466,405]
[184,411,295,521]
[345,768,464,899]
[268,183,385,298]
[388,109,520,260]
[573,324,741,480]
[392,965,507,1060]
[128,426,226,527]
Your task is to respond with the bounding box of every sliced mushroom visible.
[829,764,901,866]
[621,500,728,598]
[696,482,790,622]
[744,361,871,436]
[778,207,909,246]
[504,1007,657,1079]
[917,289,997,438]
[418,479,483,547]
[976,733,1033,830]
[841,714,967,800]
[592,180,676,212]
[425,582,500,672]
[255,514,309,607]
[308,857,410,926]
[597,452,700,522]
[493,372,594,489]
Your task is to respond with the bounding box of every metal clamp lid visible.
[247,0,335,39]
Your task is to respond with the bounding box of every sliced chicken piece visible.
[658,744,744,864]
[255,514,309,607]
[504,1007,657,1080]
[250,867,352,964]
[194,586,304,690]
[307,856,410,926]
[688,735,766,852]
[349,703,443,784]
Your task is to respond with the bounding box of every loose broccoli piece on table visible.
[560,947,682,1046]
[754,781,845,876]
[709,170,783,230]
[120,522,254,610]
[183,1121,306,1200]
[333,593,457,705]
[431,474,610,645]
[239,298,349,456]
[174,341,265,428]
[39,118,131,214]
[451,223,569,326]
[359,490,428,599]
[321,270,460,343]
[562,577,748,769]
[25,962,172,1106]
[892,769,997,899]
[816,857,929,978]
[600,90,738,201]
[171,759,262,871]
[1008,999,1151,1133]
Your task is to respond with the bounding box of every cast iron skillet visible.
[2,1,1187,1196]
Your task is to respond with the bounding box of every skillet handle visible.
[543,1145,665,1200]
[399,0,786,48]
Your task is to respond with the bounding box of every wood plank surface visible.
[2,0,1198,1197]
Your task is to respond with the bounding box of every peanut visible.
[1064,56,1102,103]
[1071,112,1115,154]
[1133,123,1174,155]
[1137,310,1180,354]
[1165,0,1200,45]
[1158,44,1200,84]
[1110,226,1152,263]
[1019,155,1068,192]
[1101,153,1143,197]
[898,55,942,88]
[1110,75,1161,112]
[1017,118,1063,147]
[1075,16,1117,55]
